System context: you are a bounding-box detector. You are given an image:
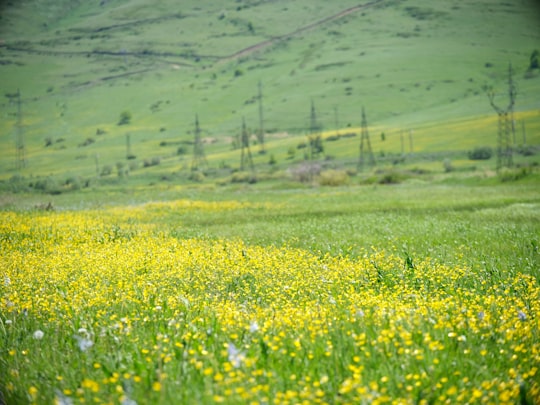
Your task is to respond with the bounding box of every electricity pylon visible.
[358,106,375,170]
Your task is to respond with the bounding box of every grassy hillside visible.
[0,0,539,186]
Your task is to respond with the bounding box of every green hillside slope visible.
[0,0,539,185]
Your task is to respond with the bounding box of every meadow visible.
[1,0,539,184]
[1,180,539,404]
[1,1,540,403]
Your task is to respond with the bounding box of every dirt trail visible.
[219,0,383,63]
[0,0,383,87]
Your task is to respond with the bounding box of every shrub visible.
[79,138,95,147]
[468,146,493,160]
[118,110,132,126]
[318,169,349,186]
[516,145,536,156]
[101,165,113,176]
[230,171,252,183]
[64,177,82,191]
[288,162,321,183]
[499,167,531,182]
[177,146,188,155]
[116,162,128,178]
[378,171,407,185]
[189,171,205,182]
[128,161,139,172]
[143,157,161,167]
[443,159,454,173]
[287,147,296,160]
[529,49,539,70]
[34,177,62,194]
[326,134,340,142]
[5,175,29,193]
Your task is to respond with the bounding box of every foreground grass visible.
[1,182,539,404]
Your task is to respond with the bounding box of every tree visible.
[118,110,132,125]
[529,50,539,70]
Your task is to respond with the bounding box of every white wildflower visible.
[33,330,44,340]
[55,390,74,405]
[121,397,137,405]
[249,321,259,333]
[74,334,94,352]
[227,343,245,368]
[78,328,89,337]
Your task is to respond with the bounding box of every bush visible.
[64,177,82,191]
[287,147,296,160]
[468,146,493,160]
[318,170,349,186]
[288,162,321,183]
[443,159,454,173]
[378,171,408,185]
[4,175,29,193]
[499,167,531,182]
[128,161,139,172]
[101,165,113,176]
[143,157,161,167]
[189,171,206,183]
[516,145,536,156]
[34,177,62,194]
[230,171,252,183]
[118,110,132,126]
[177,146,188,155]
[79,138,95,147]
[116,162,128,178]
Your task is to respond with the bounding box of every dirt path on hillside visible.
[0,0,383,87]
[219,0,383,63]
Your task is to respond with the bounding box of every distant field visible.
[0,0,539,185]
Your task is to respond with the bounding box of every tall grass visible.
[1,183,539,404]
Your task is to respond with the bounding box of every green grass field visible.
[1,0,539,186]
[1,182,540,404]
[1,2,540,403]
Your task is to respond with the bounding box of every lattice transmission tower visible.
[191,114,207,171]
[240,117,254,172]
[14,89,26,170]
[358,106,375,170]
[487,63,516,170]
[257,80,265,154]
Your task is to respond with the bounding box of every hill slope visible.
[0,0,539,183]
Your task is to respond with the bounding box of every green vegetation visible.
[0,0,538,189]
[0,2,539,402]
[1,182,539,404]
